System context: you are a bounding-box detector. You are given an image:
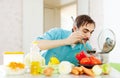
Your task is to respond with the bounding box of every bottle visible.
[30,41,42,75]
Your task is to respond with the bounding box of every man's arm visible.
[36,39,68,50]
[36,31,84,50]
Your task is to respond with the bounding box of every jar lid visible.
[4,52,24,54]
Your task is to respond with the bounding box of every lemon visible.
[48,56,60,65]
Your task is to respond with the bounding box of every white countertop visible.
[0,65,120,78]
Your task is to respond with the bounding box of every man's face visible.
[78,23,95,43]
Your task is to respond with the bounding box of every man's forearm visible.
[36,39,69,50]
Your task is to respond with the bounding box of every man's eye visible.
[83,30,88,33]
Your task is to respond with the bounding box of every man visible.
[36,15,95,66]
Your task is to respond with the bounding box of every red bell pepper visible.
[75,51,87,61]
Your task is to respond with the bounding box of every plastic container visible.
[3,52,24,65]
[3,52,25,75]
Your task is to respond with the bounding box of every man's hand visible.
[65,31,84,45]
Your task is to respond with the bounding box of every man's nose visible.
[86,32,91,39]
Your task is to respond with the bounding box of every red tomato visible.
[75,51,87,61]
[75,53,81,61]
[89,55,101,65]
[80,57,90,65]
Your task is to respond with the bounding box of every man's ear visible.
[72,26,78,32]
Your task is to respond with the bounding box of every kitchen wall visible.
[23,0,43,54]
[104,0,120,63]
[44,7,60,32]
[0,0,22,64]
[44,0,76,32]
[77,0,89,15]
[61,3,77,30]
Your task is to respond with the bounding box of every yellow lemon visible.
[48,56,60,65]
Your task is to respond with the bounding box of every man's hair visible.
[75,15,95,28]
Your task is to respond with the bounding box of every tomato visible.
[89,55,101,65]
[75,51,87,61]
[79,55,102,65]
[76,51,102,65]
[80,57,90,65]
[75,53,81,61]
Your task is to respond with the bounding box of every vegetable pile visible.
[23,54,111,77]
[76,51,102,65]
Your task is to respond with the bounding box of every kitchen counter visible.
[0,65,120,78]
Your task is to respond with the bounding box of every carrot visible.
[81,66,95,76]
[71,66,84,75]
[74,67,83,75]
[43,67,54,76]
[71,68,79,75]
